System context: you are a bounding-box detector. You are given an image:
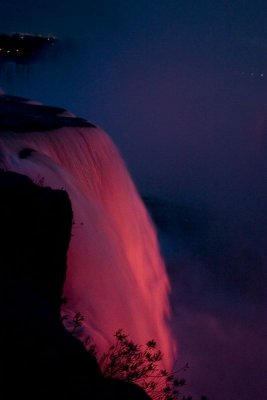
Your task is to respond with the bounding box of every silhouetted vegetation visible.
[95,329,187,400]
[65,313,208,400]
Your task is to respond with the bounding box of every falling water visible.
[0,99,175,369]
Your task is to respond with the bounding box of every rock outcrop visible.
[1,169,150,399]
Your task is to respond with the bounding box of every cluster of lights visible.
[0,48,21,54]
[240,71,265,78]
[16,32,56,40]
[0,32,56,63]
[249,72,264,77]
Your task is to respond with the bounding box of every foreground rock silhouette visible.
[1,169,150,399]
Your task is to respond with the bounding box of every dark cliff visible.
[1,169,150,399]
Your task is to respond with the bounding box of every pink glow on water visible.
[0,124,175,368]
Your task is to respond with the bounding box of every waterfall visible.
[0,97,175,368]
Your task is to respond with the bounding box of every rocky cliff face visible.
[0,94,95,132]
[1,169,150,399]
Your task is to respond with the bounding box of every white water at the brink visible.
[0,123,176,369]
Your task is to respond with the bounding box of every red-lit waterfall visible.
[0,113,175,369]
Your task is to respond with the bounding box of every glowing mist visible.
[0,117,175,368]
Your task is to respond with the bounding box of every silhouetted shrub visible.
[64,313,208,400]
[94,329,188,400]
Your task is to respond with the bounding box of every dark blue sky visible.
[1,2,267,399]
[1,0,267,200]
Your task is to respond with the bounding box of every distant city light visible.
[0,32,56,64]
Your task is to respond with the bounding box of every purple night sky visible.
[1,1,267,399]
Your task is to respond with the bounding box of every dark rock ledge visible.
[1,169,150,399]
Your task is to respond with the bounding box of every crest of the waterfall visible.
[0,95,176,369]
